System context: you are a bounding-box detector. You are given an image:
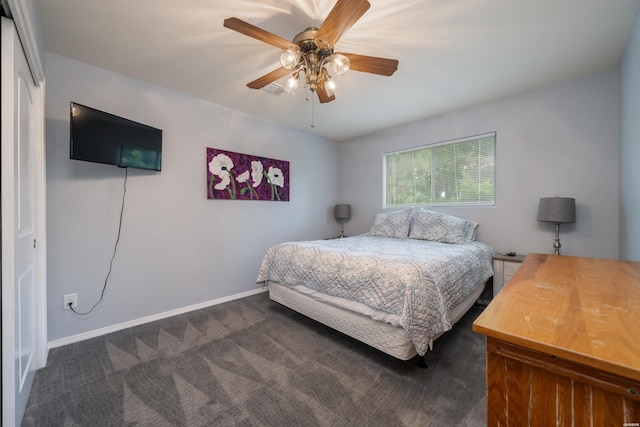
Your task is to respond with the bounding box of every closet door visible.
[1,16,43,426]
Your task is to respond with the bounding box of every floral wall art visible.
[207,148,290,201]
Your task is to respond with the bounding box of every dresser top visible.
[473,253,640,381]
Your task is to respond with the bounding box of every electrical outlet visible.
[63,293,77,310]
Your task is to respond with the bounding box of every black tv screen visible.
[70,102,162,171]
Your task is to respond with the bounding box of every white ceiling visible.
[34,0,639,141]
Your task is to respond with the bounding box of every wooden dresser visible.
[473,254,640,426]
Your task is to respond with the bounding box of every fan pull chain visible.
[310,94,316,128]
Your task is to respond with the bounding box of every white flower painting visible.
[206,148,289,201]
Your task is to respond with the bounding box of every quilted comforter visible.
[256,235,495,355]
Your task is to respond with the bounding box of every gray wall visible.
[45,53,339,342]
[337,69,620,259]
[620,9,640,262]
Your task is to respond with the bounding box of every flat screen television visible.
[70,102,162,171]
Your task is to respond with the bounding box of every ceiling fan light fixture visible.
[279,47,301,70]
[224,0,399,109]
[330,53,350,75]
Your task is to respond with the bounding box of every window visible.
[384,133,495,207]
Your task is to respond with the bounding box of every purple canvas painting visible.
[206,148,290,202]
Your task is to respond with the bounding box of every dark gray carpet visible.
[23,291,487,426]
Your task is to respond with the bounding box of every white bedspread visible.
[256,236,495,355]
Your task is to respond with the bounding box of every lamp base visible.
[553,223,561,255]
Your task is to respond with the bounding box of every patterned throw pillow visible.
[409,209,476,244]
[367,209,413,238]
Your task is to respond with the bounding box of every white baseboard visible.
[48,287,268,350]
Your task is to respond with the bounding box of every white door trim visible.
[1,0,45,84]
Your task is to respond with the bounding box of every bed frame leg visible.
[414,355,428,369]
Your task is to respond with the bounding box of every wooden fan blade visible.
[339,53,398,76]
[247,67,291,89]
[314,0,370,47]
[224,17,296,51]
[317,81,336,103]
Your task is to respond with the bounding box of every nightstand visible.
[492,254,526,296]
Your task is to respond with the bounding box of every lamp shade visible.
[537,197,576,224]
[334,204,351,221]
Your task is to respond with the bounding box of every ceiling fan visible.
[223,0,399,104]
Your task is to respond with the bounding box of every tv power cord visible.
[69,167,127,315]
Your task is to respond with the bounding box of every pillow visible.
[409,209,476,244]
[367,209,412,238]
[464,220,479,242]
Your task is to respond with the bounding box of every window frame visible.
[383,132,496,208]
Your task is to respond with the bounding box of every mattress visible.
[268,279,486,360]
[257,235,495,355]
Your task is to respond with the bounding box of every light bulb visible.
[279,48,300,70]
[331,53,350,75]
[284,75,299,94]
[325,78,337,96]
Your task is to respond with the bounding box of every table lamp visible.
[537,197,576,255]
[334,204,351,238]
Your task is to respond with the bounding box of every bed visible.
[256,208,495,364]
